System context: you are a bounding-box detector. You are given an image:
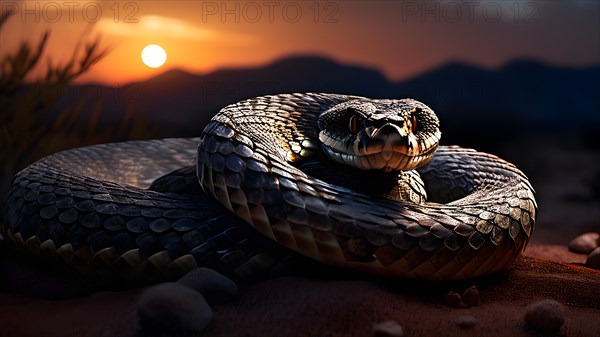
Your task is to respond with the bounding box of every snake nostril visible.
[372,123,405,139]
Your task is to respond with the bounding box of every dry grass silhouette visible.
[0,12,150,205]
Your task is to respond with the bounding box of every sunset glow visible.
[141,44,167,68]
[0,1,597,84]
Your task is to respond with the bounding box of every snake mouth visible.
[320,130,440,172]
[319,118,441,172]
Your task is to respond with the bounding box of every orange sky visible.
[1,1,598,85]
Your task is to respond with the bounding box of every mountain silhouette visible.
[53,55,599,145]
[398,60,599,131]
[123,56,392,132]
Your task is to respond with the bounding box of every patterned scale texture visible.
[197,93,537,279]
[3,94,538,281]
[3,139,301,284]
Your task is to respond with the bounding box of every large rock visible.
[585,247,600,270]
[568,232,600,254]
[524,299,565,332]
[177,267,239,304]
[137,282,213,336]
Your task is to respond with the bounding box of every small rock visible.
[444,291,465,308]
[137,282,213,336]
[585,247,600,270]
[177,267,238,304]
[462,285,479,307]
[568,232,600,254]
[453,315,477,329]
[524,299,565,332]
[373,320,404,337]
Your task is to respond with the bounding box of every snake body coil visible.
[3,93,537,281]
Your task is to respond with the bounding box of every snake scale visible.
[2,93,537,281]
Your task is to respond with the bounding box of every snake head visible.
[318,98,441,172]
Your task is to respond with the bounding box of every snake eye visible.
[409,108,419,133]
[348,113,361,134]
[411,114,418,133]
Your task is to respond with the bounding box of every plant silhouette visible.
[0,11,149,205]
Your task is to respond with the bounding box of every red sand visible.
[0,244,599,337]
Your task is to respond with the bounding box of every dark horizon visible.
[70,53,600,87]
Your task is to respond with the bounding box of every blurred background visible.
[1,0,599,244]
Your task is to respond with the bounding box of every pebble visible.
[453,315,477,329]
[177,267,239,304]
[137,282,213,336]
[585,247,600,270]
[444,291,465,308]
[462,285,479,307]
[524,299,565,332]
[568,232,600,254]
[372,320,404,337]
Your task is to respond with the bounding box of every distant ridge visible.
[147,56,387,86]
[136,55,390,101]
[53,55,599,141]
[145,68,198,84]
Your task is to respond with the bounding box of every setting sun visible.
[141,44,167,68]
